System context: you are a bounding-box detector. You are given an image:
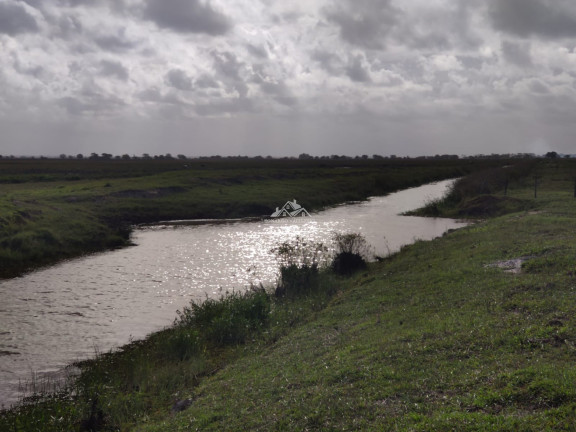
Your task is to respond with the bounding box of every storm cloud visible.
[489,0,576,39]
[324,0,399,50]
[0,0,574,158]
[0,1,39,35]
[143,0,232,35]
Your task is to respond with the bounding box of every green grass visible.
[3,158,576,430]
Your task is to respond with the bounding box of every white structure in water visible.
[271,199,311,218]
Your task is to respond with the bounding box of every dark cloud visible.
[501,40,533,67]
[324,0,399,50]
[260,81,297,107]
[12,53,44,78]
[51,0,131,13]
[143,0,231,35]
[457,56,486,70]
[165,69,193,91]
[0,2,39,35]
[19,0,43,9]
[138,87,164,103]
[95,31,140,53]
[312,50,371,83]
[99,60,129,81]
[346,55,371,83]
[489,0,576,39]
[393,2,483,52]
[195,74,219,89]
[311,50,343,75]
[212,51,248,97]
[246,43,268,59]
[529,80,549,94]
[54,14,83,38]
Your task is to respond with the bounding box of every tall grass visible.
[176,288,271,346]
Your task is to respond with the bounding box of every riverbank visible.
[0,157,508,278]
[2,158,576,430]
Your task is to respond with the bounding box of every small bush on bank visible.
[331,251,367,275]
[271,237,329,297]
[331,232,373,275]
[176,288,271,345]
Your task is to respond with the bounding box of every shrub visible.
[176,288,271,346]
[331,251,367,275]
[271,237,329,297]
[331,232,373,275]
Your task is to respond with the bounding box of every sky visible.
[1,0,576,157]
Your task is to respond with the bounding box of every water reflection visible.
[0,180,466,407]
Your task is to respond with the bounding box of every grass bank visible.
[3,158,576,430]
[0,157,500,278]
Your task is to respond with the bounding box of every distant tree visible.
[545,151,558,159]
[298,153,313,160]
[101,153,113,160]
[76,153,84,159]
[59,154,67,159]
[121,154,131,160]
[177,154,187,160]
[89,152,99,160]
[142,153,152,159]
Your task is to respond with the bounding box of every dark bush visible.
[331,251,367,275]
[330,232,373,276]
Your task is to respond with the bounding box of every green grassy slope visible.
[139,159,576,431]
[3,158,576,431]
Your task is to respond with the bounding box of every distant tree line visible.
[0,152,573,161]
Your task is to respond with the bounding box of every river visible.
[0,179,467,408]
